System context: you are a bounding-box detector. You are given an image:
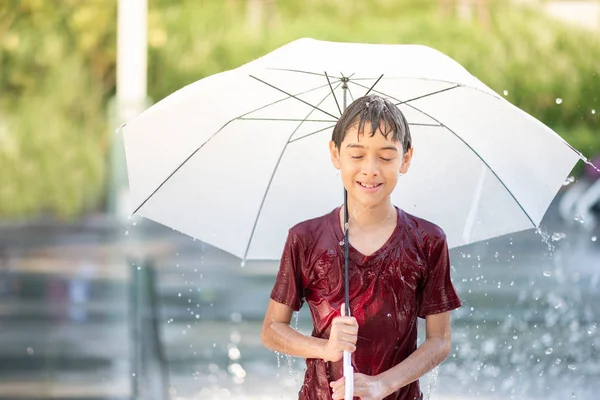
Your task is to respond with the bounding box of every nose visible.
[361,155,380,176]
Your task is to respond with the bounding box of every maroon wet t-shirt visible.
[270,206,462,400]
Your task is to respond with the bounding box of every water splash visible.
[293,311,299,331]
[286,354,294,376]
[425,366,440,400]
[563,176,575,186]
[535,227,556,252]
[582,157,600,175]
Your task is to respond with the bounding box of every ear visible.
[329,141,341,170]
[399,147,414,174]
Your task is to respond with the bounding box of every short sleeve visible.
[270,231,305,311]
[418,232,462,318]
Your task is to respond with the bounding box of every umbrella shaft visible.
[342,82,350,317]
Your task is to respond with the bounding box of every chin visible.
[351,195,387,209]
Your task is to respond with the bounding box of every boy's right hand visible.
[322,303,359,363]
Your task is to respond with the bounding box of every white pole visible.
[117,0,147,113]
[110,0,148,222]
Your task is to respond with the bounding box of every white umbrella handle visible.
[343,350,354,399]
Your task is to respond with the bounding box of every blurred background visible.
[1,0,599,399]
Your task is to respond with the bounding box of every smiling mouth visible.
[358,182,382,188]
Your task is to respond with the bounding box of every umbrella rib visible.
[131,119,236,215]
[267,68,342,80]
[287,122,440,144]
[242,81,343,260]
[325,72,342,116]
[394,85,461,105]
[364,74,384,96]
[249,75,338,119]
[349,80,460,105]
[238,117,337,123]
[288,124,337,143]
[349,82,536,227]
[132,83,335,215]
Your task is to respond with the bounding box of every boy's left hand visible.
[330,372,386,400]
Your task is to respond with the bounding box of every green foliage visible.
[1,0,599,218]
[0,0,114,217]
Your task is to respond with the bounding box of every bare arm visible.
[261,299,358,362]
[377,311,452,397]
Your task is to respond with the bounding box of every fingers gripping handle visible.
[340,303,354,399]
[343,350,354,399]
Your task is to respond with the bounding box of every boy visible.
[261,94,462,400]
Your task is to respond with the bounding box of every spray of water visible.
[426,366,440,400]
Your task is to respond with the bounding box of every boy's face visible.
[329,122,413,209]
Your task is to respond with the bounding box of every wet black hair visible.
[331,94,412,153]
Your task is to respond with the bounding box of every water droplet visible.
[213,343,216,348]
[568,364,576,370]
[555,98,563,104]
[26,347,34,355]
[228,347,241,360]
[195,314,200,319]
[551,232,567,242]
[543,271,552,277]
[387,313,392,317]
[132,373,136,377]
[137,266,141,270]
[228,363,246,379]
[125,231,129,235]
[503,90,508,96]
[592,109,596,114]
[231,312,242,323]
[545,348,553,355]
[592,236,597,242]
[563,176,575,186]
[240,260,246,268]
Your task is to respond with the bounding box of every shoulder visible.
[400,209,447,248]
[287,208,337,248]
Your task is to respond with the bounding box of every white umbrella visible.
[121,38,585,399]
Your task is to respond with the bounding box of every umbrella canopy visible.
[122,38,583,262]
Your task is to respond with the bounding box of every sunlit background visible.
[1,1,599,399]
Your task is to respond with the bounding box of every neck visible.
[344,196,395,229]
